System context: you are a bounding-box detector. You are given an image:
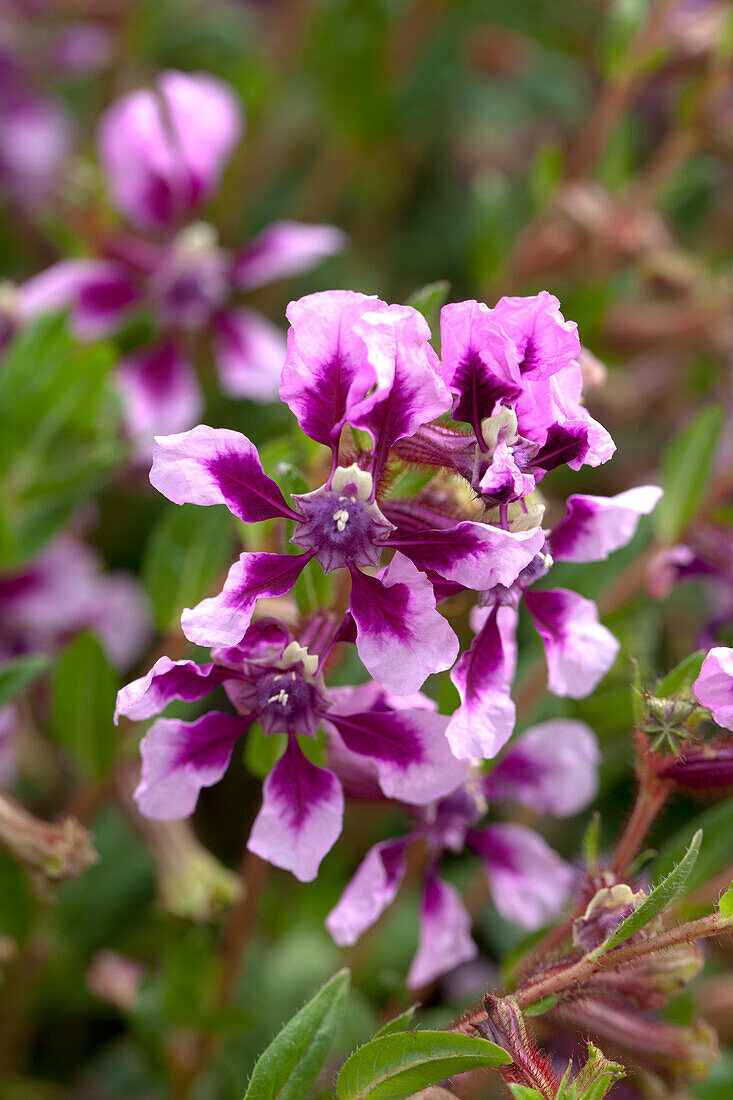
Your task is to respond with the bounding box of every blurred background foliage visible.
[1,0,733,1096]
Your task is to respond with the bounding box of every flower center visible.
[151,222,228,329]
[290,465,394,573]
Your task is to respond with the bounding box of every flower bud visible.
[476,994,560,1095]
[87,951,145,1012]
[659,742,733,792]
[573,884,647,952]
[0,792,97,881]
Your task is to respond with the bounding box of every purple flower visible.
[692,647,733,730]
[446,484,661,758]
[326,717,598,985]
[150,298,542,691]
[116,618,466,882]
[18,71,346,452]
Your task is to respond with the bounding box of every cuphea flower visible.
[19,70,346,453]
[115,617,466,882]
[326,718,598,987]
[692,647,733,729]
[150,293,543,692]
[445,485,662,760]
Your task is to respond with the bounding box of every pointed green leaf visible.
[336,1030,511,1100]
[582,812,601,871]
[48,633,118,780]
[594,830,703,957]
[244,968,350,1099]
[0,653,51,709]
[508,1087,544,1100]
[373,1004,418,1038]
[406,281,450,333]
[655,651,706,698]
[655,405,723,543]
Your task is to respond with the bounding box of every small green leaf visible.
[582,812,601,871]
[373,1004,418,1038]
[244,725,286,780]
[594,829,703,957]
[655,405,723,543]
[508,1087,544,1100]
[245,968,350,1099]
[336,1030,511,1100]
[406,281,450,333]
[141,503,234,631]
[655,651,706,698]
[524,994,557,1017]
[0,653,51,709]
[719,881,733,920]
[48,633,118,780]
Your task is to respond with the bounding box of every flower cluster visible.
[118,287,662,979]
[10,70,345,454]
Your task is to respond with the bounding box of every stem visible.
[612,734,673,876]
[216,848,269,1007]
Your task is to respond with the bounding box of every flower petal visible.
[348,553,459,695]
[550,486,663,563]
[247,737,344,881]
[440,299,521,430]
[20,259,138,338]
[181,551,312,646]
[485,719,600,817]
[693,647,733,730]
[327,708,467,805]
[468,823,574,929]
[391,522,544,590]
[134,711,246,819]
[116,656,236,722]
[117,342,202,461]
[525,588,620,699]
[212,307,285,401]
[491,292,581,380]
[325,838,408,946]
[150,424,296,523]
[280,289,385,448]
[446,605,518,762]
[231,220,347,291]
[407,874,478,989]
[98,70,242,230]
[348,304,452,462]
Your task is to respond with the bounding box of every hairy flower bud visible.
[476,994,560,1096]
[0,793,98,881]
[573,884,646,952]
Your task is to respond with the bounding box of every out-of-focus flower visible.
[0,790,97,880]
[87,951,145,1013]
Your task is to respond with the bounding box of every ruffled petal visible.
[550,486,663,563]
[116,656,236,722]
[440,299,521,430]
[693,647,733,730]
[391,522,543,591]
[525,588,620,699]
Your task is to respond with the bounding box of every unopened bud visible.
[87,951,145,1012]
[660,742,733,791]
[476,995,560,1095]
[573,884,646,952]
[0,793,98,881]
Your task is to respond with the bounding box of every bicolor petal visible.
[325,838,408,946]
[485,719,600,817]
[349,304,452,463]
[492,292,581,380]
[231,220,347,291]
[326,707,467,805]
[134,711,246,819]
[525,588,620,699]
[348,553,459,695]
[281,289,385,449]
[440,299,521,431]
[247,738,344,882]
[406,874,478,989]
[550,486,663,563]
[181,551,312,646]
[693,647,733,730]
[115,656,237,722]
[150,425,297,523]
[468,823,574,930]
[446,605,518,762]
[212,307,285,402]
[391,522,544,591]
[116,342,202,460]
[20,259,139,338]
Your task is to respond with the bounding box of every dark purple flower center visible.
[255,669,316,734]
[291,469,393,573]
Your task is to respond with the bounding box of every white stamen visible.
[173,221,219,260]
[281,641,319,677]
[268,688,289,707]
[332,508,350,532]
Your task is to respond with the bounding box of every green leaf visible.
[719,881,733,920]
[244,725,286,780]
[141,503,234,631]
[244,968,350,1099]
[508,1087,544,1100]
[524,994,557,1017]
[48,633,118,780]
[373,1005,418,1038]
[336,1030,512,1100]
[406,281,450,333]
[0,314,122,567]
[655,651,706,698]
[594,829,703,957]
[655,405,723,543]
[0,653,51,709]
